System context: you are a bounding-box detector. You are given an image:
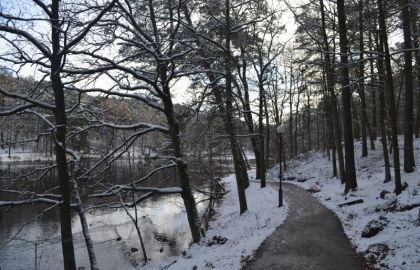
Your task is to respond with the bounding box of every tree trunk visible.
[225,0,247,213]
[412,8,420,138]
[378,0,403,194]
[239,142,251,170]
[337,0,358,193]
[294,76,301,157]
[209,74,250,189]
[162,92,202,242]
[400,0,416,172]
[239,47,262,179]
[328,91,338,177]
[264,90,270,170]
[307,88,312,151]
[258,72,266,187]
[51,1,76,269]
[273,70,283,163]
[358,0,368,157]
[368,29,377,148]
[376,33,392,183]
[157,54,202,242]
[353,101,361,141]
[289,63,294,158]
[320,0,345,182]
[73,181,99,270]
[316,96,321,151]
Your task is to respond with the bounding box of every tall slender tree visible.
[225,0,248,213]
[400,0,416,172]
[337,0,358,192]
[378,0,403,194]
[320,0,346,182]
[0,0,118,268]
[358,0,370,157]
[376,31,392,183]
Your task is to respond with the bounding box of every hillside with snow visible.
[276,138,420,270]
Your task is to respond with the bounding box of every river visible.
[0,158,228,270]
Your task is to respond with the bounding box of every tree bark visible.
[162,90,202,242]
[400,0,416,172]
[327,88,337,177]
[289,62,294,158]
[337,0,358,193]
[208,73,250,189]
[412,7,420,138]
[307,87,312,151]
[225,0,248,213]
[74,181,99,270]
[239,47,262,180]
[376,32,392,183]
[358,0,369,157]
[320,0,345,182]
[264,89,270,170]
[368,29,377,149]
[294,73,301,157]
[258,70,267,187]
[154,31,201,243]
[51,1,77,269]
[378,0,403,194]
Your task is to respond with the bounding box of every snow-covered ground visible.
[0,149,139,163]
[275,138,420,270]
[141,171,288,270]
[0,150,55,162]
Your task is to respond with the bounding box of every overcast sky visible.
[0,0,299,105]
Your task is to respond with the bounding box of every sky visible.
[0,0,299,105]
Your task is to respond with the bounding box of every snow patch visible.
[141,171,288,270]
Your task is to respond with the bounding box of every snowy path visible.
[243,183,364,270]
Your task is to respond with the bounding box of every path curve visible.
[243,183,364,270]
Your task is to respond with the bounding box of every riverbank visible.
[0,151,55,162]
[0,150,102,163]
[141,170,288,270]
[0,150,145,163]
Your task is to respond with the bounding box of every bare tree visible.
[62,0,203,242]
[378,0,403,194]
[0,1,117,268]
[337,0,358,193]
[400,0,416,172]
[249,7,284,187]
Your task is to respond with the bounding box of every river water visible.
[0,159,225,270]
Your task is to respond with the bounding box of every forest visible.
[0,0,419,270]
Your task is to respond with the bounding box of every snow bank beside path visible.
[275,139,420,270]
[142,171,288,270]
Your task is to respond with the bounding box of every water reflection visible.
[0,160,213,270]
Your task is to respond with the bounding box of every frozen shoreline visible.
[0,151,147,164]
[140,170,289,270]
